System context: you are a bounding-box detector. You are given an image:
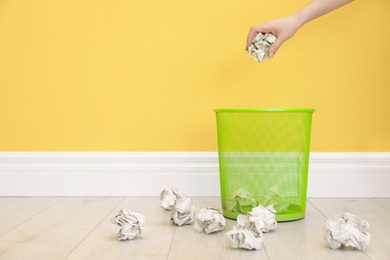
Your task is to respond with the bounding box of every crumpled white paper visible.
[260,185,290,214]
[248,33,276,62]
[323,213,370,250]
[160,188,187,211]
[110,209,146,241]
[171,197,198,226]
[247,205,277,233]
[195,208,226,234]
[225,188,257,213]
[226,229,263,250]
[226,205,277,250]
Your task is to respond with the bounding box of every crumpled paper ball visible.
[160,188,186,211]
[110,209,146,241]
[248,205,277,233]
[248,32,276,62]
[224,188,257,213]
[195,208,226,234]
[171,197,198,226]
[323,213,370,250]
[226,229,263,250]
[260,185,290,214]
[226,205,277,250]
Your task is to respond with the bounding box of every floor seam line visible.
[63,197,126,260]
[165,225,177,260]
[0,197,64,238]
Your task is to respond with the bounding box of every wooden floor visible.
[0,197,389,260]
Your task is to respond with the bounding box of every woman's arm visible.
[246,0,354,58]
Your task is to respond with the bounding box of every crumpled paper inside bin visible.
[260,185,290,214]
[224,188,257,213]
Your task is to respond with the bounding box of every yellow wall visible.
[0,1,389,152]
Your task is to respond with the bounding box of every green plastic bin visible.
[214,108,314,221]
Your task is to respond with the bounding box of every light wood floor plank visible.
[310,198,390,260]
[0,197,61,236]
[370,198,390,212]
[263,201,370,260]
[0,197,388,260]
[66,197,176,260]
[167,197,269,260]
[0,197,122,260]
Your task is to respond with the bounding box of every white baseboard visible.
[0,152,389,197]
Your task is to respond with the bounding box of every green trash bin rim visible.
[214,108,315,113]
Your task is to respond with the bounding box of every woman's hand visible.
[246,15,302,58]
